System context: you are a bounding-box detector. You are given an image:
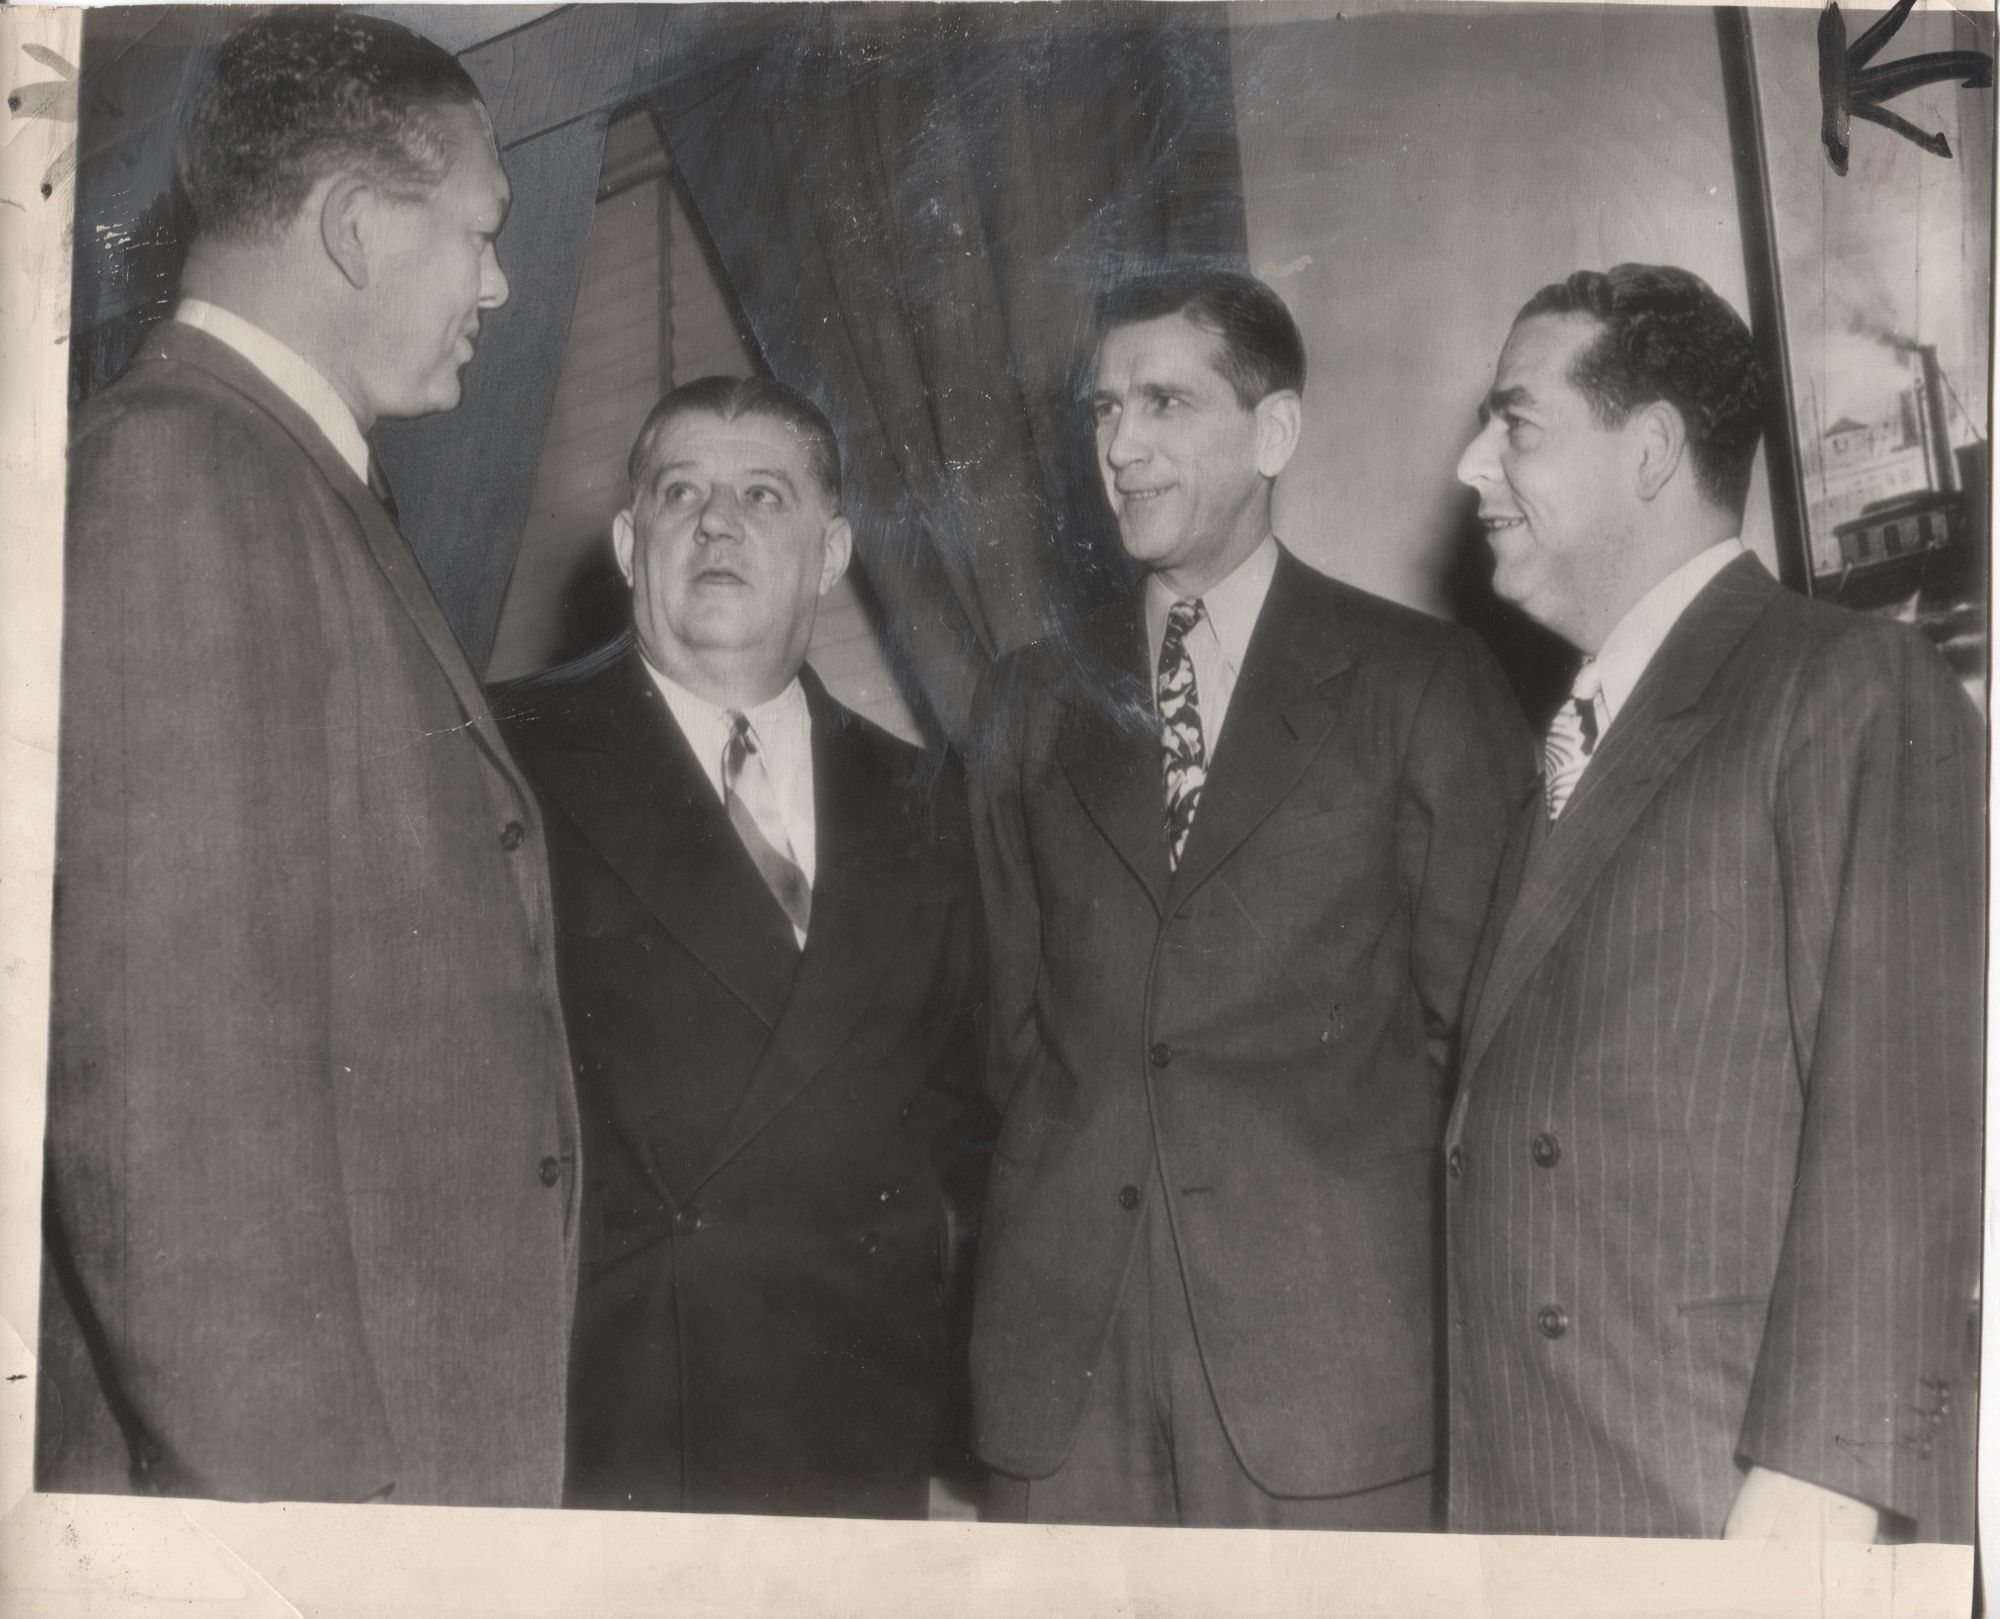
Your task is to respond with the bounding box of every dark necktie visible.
[722,712,812,940]
[1157,597,1208,870]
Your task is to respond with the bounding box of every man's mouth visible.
[1478,512,1525,533]
[1118,486,1171,505]
[694,565,747,584]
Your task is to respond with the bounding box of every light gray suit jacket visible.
[1445,555,1982,1540]
[37,321,581,1507]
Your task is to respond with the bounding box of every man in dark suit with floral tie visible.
[968,267,1535,1526]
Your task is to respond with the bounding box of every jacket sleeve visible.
[39,399,400,1502]
[963,652,1047,1120]
[1398,628,1541,1076]
[1735,624,1984,1540]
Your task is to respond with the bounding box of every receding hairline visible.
[629,404,839,505]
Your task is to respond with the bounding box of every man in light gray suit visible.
[1446,264,1981,1542]
[38,10,579,1506]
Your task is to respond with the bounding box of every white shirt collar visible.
[1144,533,1280,677]
[636,654,816,893]
[1592,539,1747,725]
[173,299,371,484]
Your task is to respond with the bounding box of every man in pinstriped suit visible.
[1444,264,1982,1542]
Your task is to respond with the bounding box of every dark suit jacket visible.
[967,546,1537,1497]
[1445,554,1983,1540]
[494,643,986,1519]
[38,320,581,1507]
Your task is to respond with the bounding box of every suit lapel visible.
[699,673,916,1181]
[534,650,800,1029]
[150,323,500,726]
[1167,548,1354,904]
[1054,592,1173,914]
[1459,555,1780,1083]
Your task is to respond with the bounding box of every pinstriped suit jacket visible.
[1444,555,1982,1541]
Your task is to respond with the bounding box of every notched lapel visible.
[700,678,920,1180]
[1460,556,1779,1082]
[1054,597,1172,913]
[533,655,800,1029]
[1167,552,1353,902]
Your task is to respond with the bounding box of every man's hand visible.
[1723,1465,1882,1542]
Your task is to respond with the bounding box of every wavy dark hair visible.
[1520,264,1764,516]
[1096,265,1306,408]
[176,8,482,243]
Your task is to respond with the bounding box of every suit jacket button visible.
[858,1230,881,1256]
[537,1155,562,1187]
[500,820,526,851]
[1117,1184,1142,1211]
[675,1204,703,1230]
[1148,1042,1172,1070]
[1536,1304,1569,1340]
[1531,1132,1561,1168]
[1447,1145,1466,1178]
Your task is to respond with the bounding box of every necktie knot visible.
[1163,597,1205,646]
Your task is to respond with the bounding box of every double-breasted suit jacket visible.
[1445,555,1984,1540]
[495,642,985,1519]
[968,546,1536,1497]
[38,320,581,1507]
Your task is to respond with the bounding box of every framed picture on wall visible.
[1719,3,1994,702]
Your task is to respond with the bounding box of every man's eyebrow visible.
[743,465,800,491]
[1478,383,1532,423]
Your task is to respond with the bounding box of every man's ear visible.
[1633,400,1687,502]
[611,509,637,585]
[1254,390,1302,479]
[818,515,853,597]
[319,176,377,291]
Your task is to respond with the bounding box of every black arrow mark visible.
[1820,0,1992,175]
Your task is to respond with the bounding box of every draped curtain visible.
[67,5,1250,733]
[651,4,1248,741]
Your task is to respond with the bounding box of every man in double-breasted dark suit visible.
[495,376,986,1519]
[1446,264,1982,1542]
[39,12,579,1507]
[968,268,1535,1526]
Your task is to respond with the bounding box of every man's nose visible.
[1455,421,1499,490]
[480,245,510,311]
[1102,411,1147,469]
[695,488,742,540]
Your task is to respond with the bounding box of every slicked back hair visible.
[1519,264,1764,516]
[176,8,483,244]
[627,375,844,511]
[1095,266,1306,409]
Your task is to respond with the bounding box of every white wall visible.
[1232,2,1776,615]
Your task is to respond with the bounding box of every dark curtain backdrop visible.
[66,5,1248,731]
[651,4,1247,741]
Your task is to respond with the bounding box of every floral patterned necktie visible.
[1158,598,1208,870]
[1543,660,1606,821]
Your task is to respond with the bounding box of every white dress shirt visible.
[1144,534,1280,753]
[1591,538,1746,731]
[173,299,371,485]
[642,657,817,943]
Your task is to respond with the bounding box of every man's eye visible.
[745,486,782,508]
[1152,396,1184,415]
[1093,401,1119,424]
[661,482,699,504]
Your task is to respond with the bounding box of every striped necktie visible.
[1157,597,1208,870]
[1543,660,1607,821]
[722,712,812,940]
